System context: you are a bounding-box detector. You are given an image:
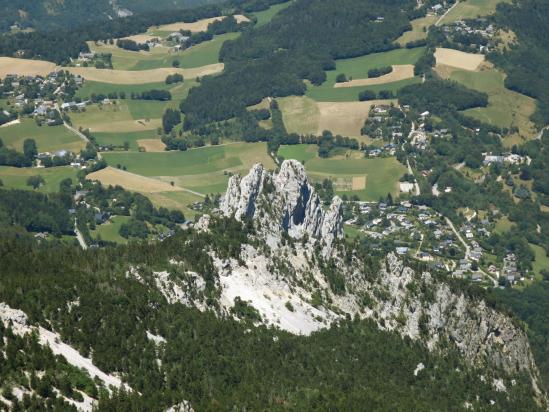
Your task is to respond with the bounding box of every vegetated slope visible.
[181,0,422,130]
[490,0,549,126]
[0,0,217,32]
[0,162,545,410]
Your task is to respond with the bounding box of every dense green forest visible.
[0,0,218,32]
[0,0,286,64]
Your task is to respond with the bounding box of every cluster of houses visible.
[345,201,465,269]
[442,19,497,53]
[483,152,526,165]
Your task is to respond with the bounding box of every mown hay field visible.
[0,57,56,77]
[278,96,397,137]
[87,166,182,193]
[334,65,415,88]
[153,15,249,33]
[66,64,223,84]
[435,48,485,71]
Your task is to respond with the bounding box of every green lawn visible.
[0,166,78,193]
[278,144,317,163]
[448,68,537,136]
[93,130,159,150]
[531,244,549,278]
[306,47,425,102]
[0,119,85,153]
[252,1,293,27]
[439,0,511,24]
[91,215,130,244]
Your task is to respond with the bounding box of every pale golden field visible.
[334,65,414,88]
[120,34,159,43]
[154,15,250,33]
[279,96,397,138]
[87,167,182,193]
[0,57,57,77]
[66,64,223,84]
[137,139,167,152]
[435,48,485,71]
[316,100,397,137]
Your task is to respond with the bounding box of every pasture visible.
[278,144,317,163]
[90,215,130,244]
[395,16,438,45]
[298,154,406,200]
[435,48,485,71]
[278,96,397,137]
[66,64,223,84]
[252,1,292,27]
[101,142,275,195]
[306,47,425,102]
[439,0,511,24]
[93,131,159,150]
[88,33,237,71]
[70,101,162,133]
[0,166,78,193]
[76,80,170,99]
[531,244,549,278]
[0,119,85,153]
[440,67,537,137]
[0,57,56,78]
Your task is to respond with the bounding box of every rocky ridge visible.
[187,160,544,400]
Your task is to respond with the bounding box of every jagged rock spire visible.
[220,160,343,253]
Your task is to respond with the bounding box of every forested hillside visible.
[491,0,549,126]
[0,220,541,411]
[0,0,217,32]
[181,0,420,131]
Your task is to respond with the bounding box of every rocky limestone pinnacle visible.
[220,160,343,252]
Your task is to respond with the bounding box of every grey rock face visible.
[220,160,343,254]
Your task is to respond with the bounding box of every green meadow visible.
[91,215,131,244]
[448,68,537,136]
[439,0,511,24]
[0,119,85,153]
[278,144,317,163]
[252,1,293,27]
[93,130,159,150]
[306,47,425,102]
[102,142,276,195]
[89,32,237,71]
[0,166,78,193]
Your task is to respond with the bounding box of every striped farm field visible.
[0,57,56,77]
[66,64,223,84]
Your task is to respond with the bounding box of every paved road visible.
[406,158,421,196]
[436,1,459,26]
[445,217,498,286]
